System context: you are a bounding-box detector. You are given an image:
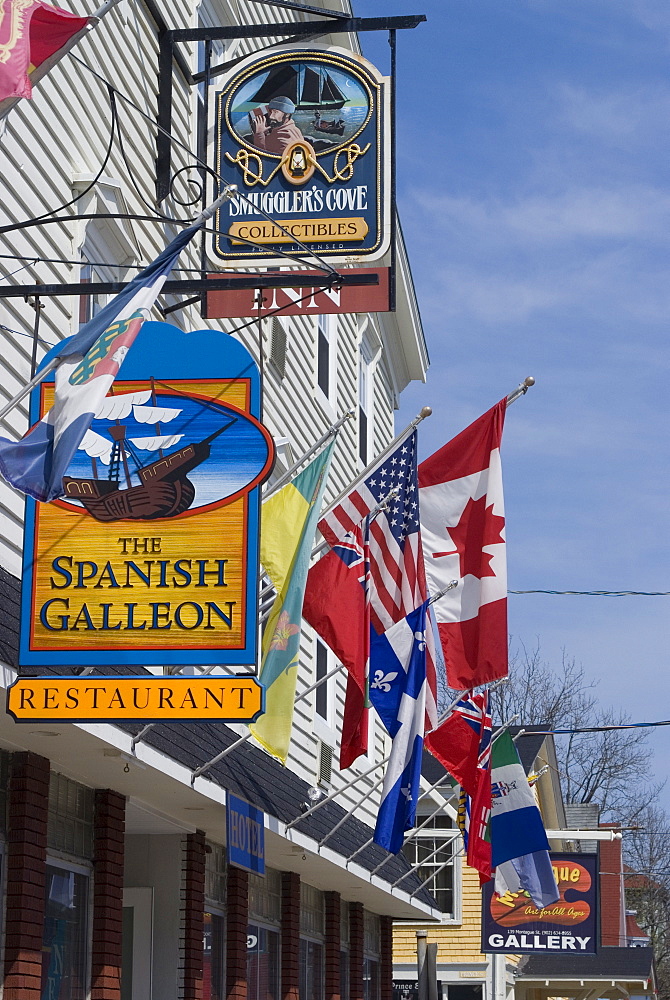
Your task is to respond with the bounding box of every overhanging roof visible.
[516,947,655,987]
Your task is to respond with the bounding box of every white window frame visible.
[403,807,461,924]
[315,314,337,419]
[312,634,337,741]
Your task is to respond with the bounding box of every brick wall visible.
[3,752,50,1000]
[380,917,393,1000]
[600,828,624,946]
[91,789,126,1000]
[349,902,364,1000]
[182,830,207,1000]
[325,891,341,1000]
[226,865,249,1000]
[281,871,301,1000]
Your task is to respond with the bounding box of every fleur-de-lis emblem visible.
[370,669,398,693]
[414,630,426,650]
[401,785,413,801]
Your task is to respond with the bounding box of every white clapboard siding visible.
[0,0,428,837]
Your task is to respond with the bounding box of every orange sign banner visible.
[7,676,264,723]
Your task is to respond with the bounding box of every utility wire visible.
[510,589,670,597]
[517,720,670,735]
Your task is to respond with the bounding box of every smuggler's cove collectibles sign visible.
[482,853,598,954]
[212,45,391,266]
[16,321,274,675]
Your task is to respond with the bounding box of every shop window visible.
[402,813,457,917]
[300,884,325,1000]
[249,867,282,924]
[47,773,94,859]
[205,841,227,904]
[363,957,380,1000]
[41,862,89,1000]
[300,938,324,1000]
[204,842,227,1000]
[203,911,226,1000]
[249,868,282,1000]
[363,912,381,1000]
[248,924,281,1000]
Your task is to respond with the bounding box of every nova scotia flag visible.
[370,601,428,854]
[0,223,200,503]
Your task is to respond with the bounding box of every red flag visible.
[424,692,491,797]
[419,400,507,690]
[0,0,91,104]
[302,523,370,769]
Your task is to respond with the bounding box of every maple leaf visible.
[433,495,505,580]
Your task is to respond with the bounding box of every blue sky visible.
[356,0,670,801]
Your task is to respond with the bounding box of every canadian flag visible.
[418,399,507,691]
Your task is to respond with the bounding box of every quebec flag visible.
[370,601,428,854]
[0,223,199,503]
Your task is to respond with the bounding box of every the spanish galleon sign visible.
[18,320,274,670]
[211,44,391,266]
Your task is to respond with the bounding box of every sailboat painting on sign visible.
[59,383,270,523]
[20,321,275,670]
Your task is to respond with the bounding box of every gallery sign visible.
[482,853,598,954]
[207,268,391,318]
[212,44,391,266]
[19,321,274,669]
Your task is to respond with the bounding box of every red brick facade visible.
[325,891,341,1000]
[182,830,207,1000]
[91,789,126,1000]
[281,871,301,1000]
[349,902,365,1000]
[226,865,249,1000]
[3,752,50,1000]
[600,825,625,946]
[380,916,393,1000]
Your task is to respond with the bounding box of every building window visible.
[205,842,227,904]
[203,912,225,1000]
[315,639,329,721]
[358,337,374,466]
[300,883,325,1000]
[268,317,288,380]
[204,842,227,1000]
[47,773,94,859]
[42,862,89,1000]
[316,315,337,408]
[248,868,281,1000]
[402,813,457,916]
[363,912,380,1000]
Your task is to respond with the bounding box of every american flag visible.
[318,429,438,728]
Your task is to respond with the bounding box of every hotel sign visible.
[18,320,274,670]
[211,44,391,266]
[482,853,598,954]
[227,793,265,874]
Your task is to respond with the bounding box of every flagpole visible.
[506,376,535,406]
[263,409,354,500]
[189,661,345,781]
[319,406,433,521]
[0,188,238,428]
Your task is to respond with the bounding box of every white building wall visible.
[0,0,427,827]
